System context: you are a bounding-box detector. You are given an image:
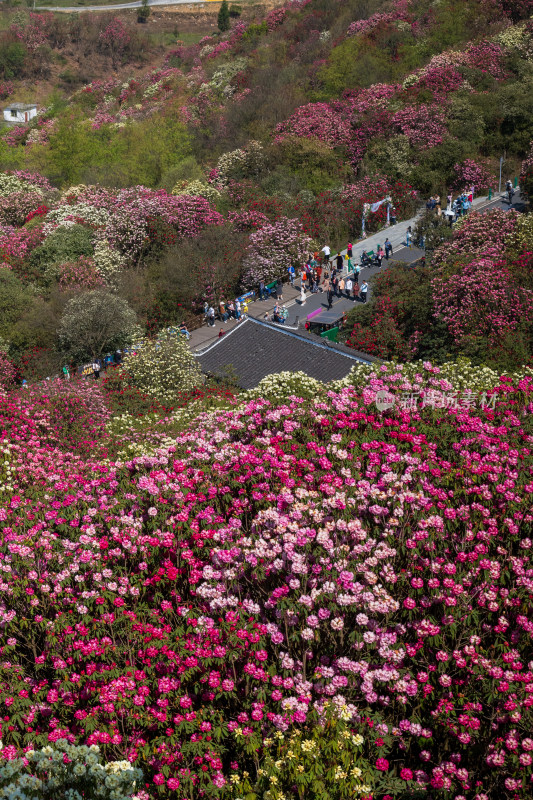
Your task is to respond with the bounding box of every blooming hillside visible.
[0,361,532,799]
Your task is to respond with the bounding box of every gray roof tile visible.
[196,318,377,389]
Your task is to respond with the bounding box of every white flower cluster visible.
[241,371,324,403]
[43,203,110,234]
[142,80,163,99]
[205,58,248,94]
[171,180,221,203]
[216,140,265,186]
[121,331,203,404]
[93,238,126,284]
[0,739,142,800]
[497,23,533,59]
[0,175,44,199]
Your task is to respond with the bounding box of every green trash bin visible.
[488,188,492,200]
[514,176,518,188]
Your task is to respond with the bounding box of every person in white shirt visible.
[360,281,369,303]
[235,299,241,320]
[321,245,331,265]
[345,277,353,299]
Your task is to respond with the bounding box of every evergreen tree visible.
[138,0,150,22]
[218,0,230,32]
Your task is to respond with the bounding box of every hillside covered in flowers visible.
[0,359,532,799]
[0,1,533,799]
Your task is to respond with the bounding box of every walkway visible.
[38,0,214,11]
[190,189,523,352]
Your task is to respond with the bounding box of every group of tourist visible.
[205,298,250,327]
[426,188,476,229]
[298,245,372,307]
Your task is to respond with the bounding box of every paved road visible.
[480,189,525,214]
[284,247,421,326]
[38,0,211,12]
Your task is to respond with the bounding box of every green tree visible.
[29,224,95,286]
[138,0,151,23]
[58,290,139,363]
[218,0,230,32]
[0,40,26,80]
[0,270,32,340]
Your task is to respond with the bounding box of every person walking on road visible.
[335,252,343,272]
[384,238,393,259]
[353,280,359,301]
[327,288,334,310]
[406,225,412,248]
[360,281,369,303]
[339,276,345,297]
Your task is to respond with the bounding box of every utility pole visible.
[499,153,506,194]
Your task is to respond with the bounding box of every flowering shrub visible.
[58,257,106,292]
[432,255,533,346]
[266,7,287,30]
[346,2,410,38]
[57,290,140,363]
[0,81,14,100]
[392,104,447,150]
[101,189,223,263]
[172,180,221,203]
[117,331,202,404]
[227,209,269,231]
[241,216,311,286]
[10,12,50,52]
[0,739,142,799]
[273,103,352,150]
[451,159,496,193]
[0,192,43,228]
[0,173,49,199]
[242,716,381,799]
[216,141,265,186]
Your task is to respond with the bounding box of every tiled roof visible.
[196,318,378,389]
[4,103,36,111]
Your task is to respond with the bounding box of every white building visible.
[3,103,37,125]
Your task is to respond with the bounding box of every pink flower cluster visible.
[58,257,105,292]
[273,102,352,149]
[346,1,410,38]
[241,215,311,285]
[392,104,447,149]
[451,159,496,193]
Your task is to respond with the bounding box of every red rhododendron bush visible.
[0,363,532,799]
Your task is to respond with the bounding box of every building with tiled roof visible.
[196,318,377,389]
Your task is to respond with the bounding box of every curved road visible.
[38,0,213,11]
